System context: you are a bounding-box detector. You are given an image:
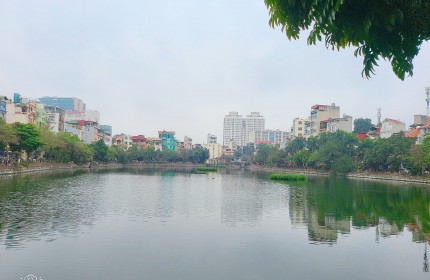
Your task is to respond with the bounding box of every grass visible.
[196,167,218,172]
[269,173,307,181]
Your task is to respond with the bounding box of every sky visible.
[0,0,429,143]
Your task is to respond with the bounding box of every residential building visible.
[243,112,265,144]
[207,134,217,144]
[99,125,113,146]
[45,106,65,133]
[320,115,353,134]
[380,118,406,138]
[146,137,162,151]
[65,120,100,144]
[184,136,192,150]
[205,143,223,164]
[292,117,311,138]
[39,97,86,112]
[0,96,8,120]
[131,135,147,148]
[85,110,100,123]
[410,115,429,129]
[113,134,132,150]
[249,129,290,145]
[223,111,244,146]
[158,130,176,151]
[5,101,37,124]
[310,103,340,137]
[223,111,265,146]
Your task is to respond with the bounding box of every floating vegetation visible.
[196,167,218,172]
[269,173,306,181]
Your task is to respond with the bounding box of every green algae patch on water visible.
[196,167,218,172]
[269,173,307,181]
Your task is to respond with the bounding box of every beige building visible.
[380,118,406,138]
[5,101,37,124]
[292,117,311,138]
[223,111,244,146]
[146,138,162,151]
[113,134,133,150]
[320,115,353,134]
[205,143,223,164]
[310,103,340,137]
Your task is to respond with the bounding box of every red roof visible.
[131,136,147,141]
[320,118,335,123]
[384,118,402,124]
[405,129,420,138]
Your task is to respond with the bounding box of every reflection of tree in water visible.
[0,172,101,248]
[288,176,430,250]
[424,243,429,272]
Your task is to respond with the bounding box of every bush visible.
[269,173,306,181]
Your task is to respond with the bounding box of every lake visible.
[1,168,429,280]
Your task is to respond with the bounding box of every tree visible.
[91,140,109,162]
[265,0,430,79]
[10,123,43,155]
[0,119,18,150]
[353,118,373,133]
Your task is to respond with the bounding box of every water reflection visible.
[288,176,430,245]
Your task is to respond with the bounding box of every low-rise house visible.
[380,118,406,138]
[113,133,132,150]
[146,137,162,151]
[99,125,113,147]
[131,135,147,149]
[158,130,176,151]
[320,115,353,134]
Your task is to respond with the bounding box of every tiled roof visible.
[405,129,420,138]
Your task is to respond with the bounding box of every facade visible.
[131,135,147,148]
[5,101,37,124]
[45,106,65,133]
[223,111,244,146]
[39,97,86,112]
[223,111,265,146]
[113,134,132,150]
[146,138,162,151]
[184,136,192,150]
[99,125,113,146]
[207,134,217,144]
[310,104,340,137]
[249,129,289,145]
[0,96,7,120]
[320,115,353,134]
[292,117,311,138]
[380,118,406,138]
[65,120,100,144]
[85,110,100,123]
[205,143,223,164]
[243,112,265,144]
[158,130,176,151]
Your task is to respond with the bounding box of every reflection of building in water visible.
[289,187,309,225]
[377,217,401,237]
[307,212,351,243]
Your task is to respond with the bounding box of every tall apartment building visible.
[39,97,86,112]
[223,111,244,146]
[310,103,340,137]
[223,111,265,146]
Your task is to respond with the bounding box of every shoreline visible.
[1,162,430,184]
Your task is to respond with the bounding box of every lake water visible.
[1,168,430,280]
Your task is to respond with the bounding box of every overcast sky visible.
[1,0,429,143]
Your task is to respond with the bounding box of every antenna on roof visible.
[377,107,382,128]
[426,87,430,116]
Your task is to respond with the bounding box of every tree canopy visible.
[265,0,430,80]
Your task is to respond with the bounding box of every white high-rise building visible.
[223,111,265,146]
[223,111,244,146]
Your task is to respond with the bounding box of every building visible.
[65,120,100,144]
[158,130,176,151]
[184,136,192,150]
[99,125,113,147]
[5,101,37,124]
[131,135,147,148]
[223,111,265,146]
[146,137,162,151]
[85,110,100,123]
[243,112,265,144]
[113,134,132,150]
[0,96,8,120]
[207,134,217,144]
[320,115,353,134]
[205,143,223,164]
[45,106,65,133]
[292,117,311,138]
[249,129,290,145]
[39,97,86,112]
[223,111,244,146]
[380,118,406,138]
[310,103,340,137]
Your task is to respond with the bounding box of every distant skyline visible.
[1,0,429,143]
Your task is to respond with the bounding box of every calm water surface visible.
[1,168,430,279]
